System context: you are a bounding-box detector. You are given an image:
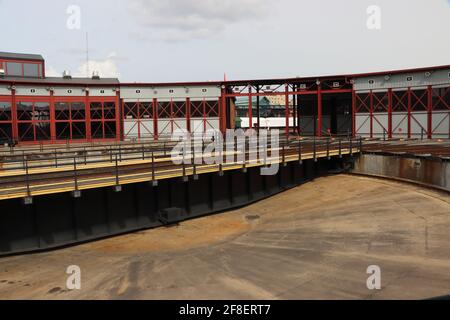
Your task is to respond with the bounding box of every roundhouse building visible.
[0,51,448,145]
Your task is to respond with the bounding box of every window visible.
[6,62,22,76]
[23,63,39,77]
[55,102,86,140]
[202,89,207,93]
[406,76,413,82]
[136,89,141,93]
[169,89,174,94]
[0,101,12,141]
[16,101,51,142]
[368,80,375,85]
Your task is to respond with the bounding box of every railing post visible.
[73,156,79,192]
[298,139,302,164]
[25,156,30,197]
[313,137,317,162]
[115,154,119,187]
[349,136,353,156]
[151,151,157,186]
[326,138,330,160]
[359,136,363,154]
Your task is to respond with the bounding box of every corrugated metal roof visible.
[0,52,44,61]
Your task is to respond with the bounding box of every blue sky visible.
[1,0,449,82]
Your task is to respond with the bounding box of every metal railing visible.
[0,136,363,201]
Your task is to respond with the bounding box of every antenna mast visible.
[86,32,90,77]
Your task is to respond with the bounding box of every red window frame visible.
[15,96,51,142]
[54,96,88,142]
[0,59,44,78]
[0,96,13,141]
[89,98,118,141]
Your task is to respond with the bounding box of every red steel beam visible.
[369,90,374,139]
[388,89,393,139]
[153,98,158,139]
[285,84,289,137]
[186,97,191,133]
[85,90,91,141]
[115,92,121,142]
[427,85,432,139]
[49,90,56,141]
[352,90,356,138]
[11,88,18,141]
[317,84,322,137]
[248,86,253,130]
[224,89,352,98]
[407,87,412,139]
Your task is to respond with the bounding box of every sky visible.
[0,0,449,82]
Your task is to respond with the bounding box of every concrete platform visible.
[0,174,449,300]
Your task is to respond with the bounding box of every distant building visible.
[266,95,293,107]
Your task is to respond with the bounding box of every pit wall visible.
[352,154,449,191]
[0,157,346,256]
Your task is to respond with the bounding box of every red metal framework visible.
[123,100,155,139]
[431,86,450,138]
[89,99,118,140]
[354,85,450,139]
[0,96,13,142]
[54,97,87,142]
[225,79,352,137]
[15,96,51,142]
[355,92,371,137]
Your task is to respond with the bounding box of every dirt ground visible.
[0,174,449,300]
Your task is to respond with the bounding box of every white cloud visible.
[45,66,61,77]
[130,0,271,41]
[46,53,120,79]
[74,53,120,78]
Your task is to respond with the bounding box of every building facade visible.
[0,51,448,144]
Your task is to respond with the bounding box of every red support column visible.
[49,90,56,142]
[248,86,253,130]
[292,86,297,135]
[285,84,290,137]
[407,87,412,139]
[369,90,374,139]
[351,90,356,138]
[186,97,191,134]
[137,101,141,140]
[388,89,393,139]
[427,85,432,139]
[317,84,322,137]
[85,90,91,141]
[115,91,121,142]
[203,98,207,133]
[11,88,18,142]
[153,98,158,140]
[220,86,226,134]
